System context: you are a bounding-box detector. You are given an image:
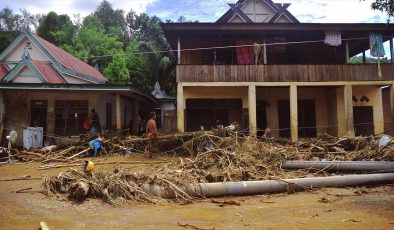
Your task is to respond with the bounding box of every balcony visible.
[176,64,394,82]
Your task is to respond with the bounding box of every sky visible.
[0,0,390,23]
[1,0,392,57]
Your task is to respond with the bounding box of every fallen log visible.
[39,160,168,170]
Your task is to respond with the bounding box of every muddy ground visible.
[0,155,393,230]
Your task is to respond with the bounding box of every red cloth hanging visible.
[236,41,254,64]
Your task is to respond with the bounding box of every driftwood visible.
[39,160,167,170]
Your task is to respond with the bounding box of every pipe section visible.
[143,173,394,198]
[282,161,394,172]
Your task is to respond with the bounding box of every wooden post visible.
[345,41,349,63]
[248,84,257,137]
[344,85,355,137]
[177,36,181,65]
[290,84,298,142]
[391,84,394,133]
[390,38,393,64]
[116,93,121,131]
[263,36,267,65]
[362,51,366,64]
[177,83,185,132]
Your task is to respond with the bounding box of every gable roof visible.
[217,0,299,23]
[0,28,106,84]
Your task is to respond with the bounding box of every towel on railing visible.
[236,41,254,64]
[324,31,342,46]
[369,33,385,57]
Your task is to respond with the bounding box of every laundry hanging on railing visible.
[369,33,385,57]
[324,31,342,46]
[235,41,254,64]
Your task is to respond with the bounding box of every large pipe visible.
[143,173,394,198]
[282,161,394,172]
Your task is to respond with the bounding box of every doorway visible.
[30,100,47,133]
[353,106,374,136]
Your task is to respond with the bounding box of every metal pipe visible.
[143,173,394,198]
[282,161,394,172]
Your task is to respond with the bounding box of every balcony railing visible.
[176,64,394,82]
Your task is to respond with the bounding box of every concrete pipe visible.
[143,173,394,198]
[282,161,394,172]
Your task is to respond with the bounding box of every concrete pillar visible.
[290,84,298,141]
[344,85,355,137]
[116,93,121,131]
[177,83,185,132]
[248,85,257,137]
[374,87,384,135]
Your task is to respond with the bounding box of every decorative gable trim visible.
[269,3,299,23]
[228,4,253,23]
[0,33,26,61]
[2,57,46,83]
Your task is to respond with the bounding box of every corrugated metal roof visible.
[32,33,106,82]
[0,64,8,80]
[31,61,64,84]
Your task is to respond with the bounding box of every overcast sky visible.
[0,0,390,23]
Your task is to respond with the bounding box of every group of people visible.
[85,109,159,159]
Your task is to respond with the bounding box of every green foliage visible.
[0,7,40,32]
[37,11,75,45]
[0,31,18,52]
[364,0,394,21]
[349,56,391,64]
[104,52,130,83]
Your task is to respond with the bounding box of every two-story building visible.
[162,0,394,141]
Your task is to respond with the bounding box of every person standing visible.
[146,112,158,158]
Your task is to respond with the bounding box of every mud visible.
[0,155,393,229]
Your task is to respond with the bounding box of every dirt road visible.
[0,156,393,229]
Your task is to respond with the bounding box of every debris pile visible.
[41,130,394,204]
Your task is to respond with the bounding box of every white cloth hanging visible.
[324,31,342,46]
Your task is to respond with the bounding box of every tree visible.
[0,7,40,31]
[37,12,75,45]
[94,0,128,44]
[61,15,123,71]
[364,0,394,21]
[104,52,130,83]
[125,38,149,90]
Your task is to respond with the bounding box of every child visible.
[89,135,105,157]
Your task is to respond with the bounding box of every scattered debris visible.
[177,222,215,230]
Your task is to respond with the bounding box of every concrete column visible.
[177,36,181,65]
[248,84,257,137]
[344,85,355,137]
[374,87,384,135]
[290,84,298,141]
[116,93,121,131]
[177,83,185,132]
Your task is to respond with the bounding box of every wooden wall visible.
[177,64,394,82]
